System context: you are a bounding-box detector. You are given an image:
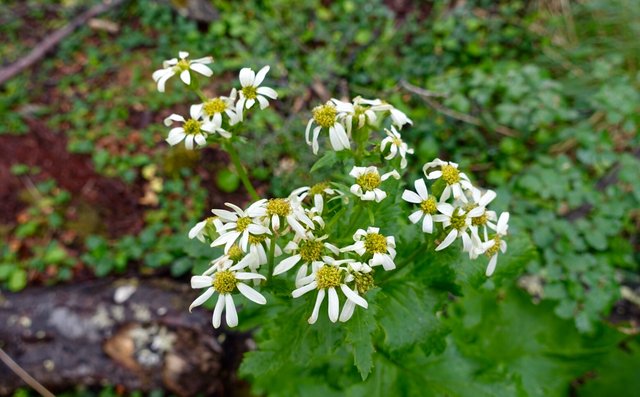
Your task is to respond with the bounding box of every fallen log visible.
[0,278,251,396]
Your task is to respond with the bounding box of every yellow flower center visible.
[312,103,337,128]
[420,196,437,214]
[248,234,267,245]
[266,198,291,217]
[236,217,252,232]
[472,212,488,226]
[212,270,237,294]
[485,236,502,257]
[356,172,381,191]
[176,59,190,71]
[316,265,342,289]
[203,98,227,115]
[227,245,244,262]
[354,272,374,295]
[364,233,387,254]
[299,240,324,263]
[450,210,467,230]
[441,164,460,185]
[392,137,403,147]
[183,119,201,135]
[309,182,329,196]
[242,85,257,99]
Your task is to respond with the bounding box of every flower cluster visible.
[153,52,277,149]
[403,158,510,276]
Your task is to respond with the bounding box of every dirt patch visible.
[0,119,145,237]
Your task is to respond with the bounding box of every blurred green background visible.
[0,0,639,396]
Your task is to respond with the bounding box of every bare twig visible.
[0,0,126,86]
[0,348,55,397]
[400,80,519,137]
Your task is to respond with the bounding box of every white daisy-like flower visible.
[236,66,278,121]
[245,233,281,273]
[432,203,474,252]
[188,217,223,243]
[339,261,374,322]
[423,158,474,202]
[292,258,368,324]
[210,201,270,252]
[290,182,339,214]
[389,106,413,129]
[380,126,414,169]
[482,212,509,276]
[164,104,229,149]
[349,166,400,202]
[201,90,239,127]
[331,96,388,135]
[466,188,498,241]
[152,51,213,92]
[305,101,350,154]
[190,261,266,328]
[402,178,438,234]
[262,197,315,236]
[273,234,339,276]
[342,227,397,271]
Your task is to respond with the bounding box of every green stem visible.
[224,141,260,201]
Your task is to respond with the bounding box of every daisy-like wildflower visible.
[188,217,223,243]
[342,227,397,271]
[292,258,368,324]
[273,234,339,276]
[236,66,278,121]
[389,106,413,129]
[402,178,438,234]
[164,104,228,149]
[290,182,338,214]
[190,261,266,328]
[380,126,414,169]
[349,166,400,202]
[331,96,388,135]
[246,233,281,272]
[201,90,239,127]
[432,203,474,252]
[211,201,270,252]
[482,212,510,276]
[305,101,350,154]
[152,51,213,92]
[263,197,315,236]
[339,261,374,322]
[466,188,498,241]
[423,158,473,202]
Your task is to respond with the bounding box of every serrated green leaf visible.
[310,150,337,173]
[344,292,378,379]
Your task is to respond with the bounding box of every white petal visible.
[212,293,225,328]
[180,70,191,85]
[308,289,325,324]
[486,255,498,276]
[225,294,238,327]
[292,281,318,298]
[253,65,270,86]
[415,178,428,198]
[340,284,367,308]
[408,210,423,224]
[239,67,255,87]
[328,287,339,323]
[256,86,278,99]
[235,272,266,280]
[189,287,214,312]
[436,229,458,251]
[237,282,267,304]
[402,190,422,204]
[256,95,270,109]
[190,62,213,77]
[339,300,355,322]
[422,215,433,233]
[273,255,302,275]
[191,275,213,289]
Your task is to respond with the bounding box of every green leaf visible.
[310,151,337,173]
[344,290,379,380]
[8,268,27,291]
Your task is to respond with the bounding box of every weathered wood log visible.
[0,278,251,396]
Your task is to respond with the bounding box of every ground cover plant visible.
[0,0,638,396]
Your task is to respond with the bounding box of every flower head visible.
[236,66,277,121]
[380,126,414,169]
[305,102,350,154]
[402,178,438,233]
[349,166,400,202]
[164,104,228,149]
[432,203,476,252]
[211,201,270,252]
[273,234,339,276]
[202,90,239,127]
[482,212,509,276]
[152,51,213,92]
[423,158,473,202]
[342,227,397,271]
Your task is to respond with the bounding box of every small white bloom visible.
[236,66,277,121]
[305,102,350,154]
[292,258,368,324]
[164,104,228,149]
[339,261,374,322]
[432,203,474,252]
[423,158,474,202]
[262,197,315,237]
[402,178,438,233]
[289,182,338,214]
[466,188,498,242]
[349,166,400,202]
[389,107,413,129]
[331,96,388,135]
[201,90,240,127]
[211,201,270,252]
[273,234,339,276]
[482,212,510,276]
[152,51,213,92]
[342,227,397,271]
[190,261,266,329]
[380,126,414,169]
[188,217,223,243]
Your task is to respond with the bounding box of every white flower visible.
[331,96,388,135]
[164,105,229,149]
[402,178,438,233]
[273,234,339,276]
[423,158,474,202]
[188,217,223,243]
[292,258,368,324]
[380,126,414,169]
[466,188,498,241]
[201,90,239,127]
[290,182,338,214]
[432,203,474,252]
[389,107,413,129]
[305,102,350,154]
[211,201,270,252]
[152,51,213,92]
[342,227,397,271]
[339,261,374,322]
[190,262,266,328]
[261,197,315,237]
[236,66,278,121]
[349,166,400,202]
[482,212,509,276]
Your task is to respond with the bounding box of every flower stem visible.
[223,141,260,201]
